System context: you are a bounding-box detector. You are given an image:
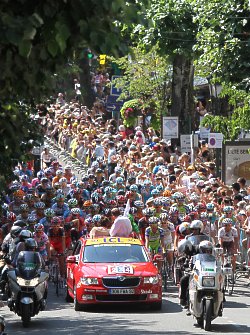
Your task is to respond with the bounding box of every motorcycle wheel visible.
[203,299,212,331]
[21,304,31,327]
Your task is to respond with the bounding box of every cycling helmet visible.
[88,173,95,179]
[199,240,213,254]
[44,208,55,217]
[134,201,144,208]
[206,203,215,211]
[128,176,136,183]
[37,170,45,179]
[156,185,164,192]
[153,198,162,206]
[163,189,172,197]
[102,180,110,187]
[130,207,138,215]
[106,199,117,207]
[56,169,63,176]
[169,207,179,215]
[24,194,35,201]
[96,168,103,174]
[67,198,78,208]
[159,213,169,222]
[83,200,92,207]
[130,185,138,192]
[104,186,113,194]
[34,201,45,209]
[92,214,102,223]
[27,215,37,224]
[56,194,65,201]
[25,238,38,251]
[103,208,111,216]
[82,175,89,182]
[19,229,33,241]
[179,222,191,235]
[19,204,29,212]
[118,207,125,214]
[59,177,67,184]
[144,179,152,186]
[85,217,93,225]
[51,216,63,226]
[116,195,126,203]
[71,208,81,215]
[161,197,171,206]
[151,189,160,196]
[56,189,64,195]
[13,189,25,198]
[142,208,154,217]
[222,218,233,225]
[148,216,159,225]
[190,219,203,231]
[96,157,103,162]
[178,239,193,254]
[34,223,44,232]
[116,177,124,184]
[115,167,123,173]
[10,226,23,238]
[223,206,234,213]
[92,203,100,211]
[190,193,200,201]
[194,202,206,211]
[73,188,82,195]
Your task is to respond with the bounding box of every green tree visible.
[112,45,171,130]
[0,0,143,189]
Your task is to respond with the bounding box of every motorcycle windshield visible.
[187,235,210,246]
[16,251,42,279]
[194,254,216,262]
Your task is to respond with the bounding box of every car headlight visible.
[202,276,215,287]
[17,277,40,286]
[80,277,99,285]
[144,276,159,284]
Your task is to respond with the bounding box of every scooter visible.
[7,251,49,327]
[188,246,225,331]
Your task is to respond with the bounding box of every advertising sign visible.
[222,141,250,184]
[208,133,224,148]
[162,116,179,140]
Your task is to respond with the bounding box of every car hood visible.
[81,262,158,277]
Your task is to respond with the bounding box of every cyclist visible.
[145,216,165,271]
[218,218,238,272]
[159,213,175,276]
[33,223,50,261]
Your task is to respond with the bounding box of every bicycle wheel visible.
[161,258,168,292]
[55,264,59,297]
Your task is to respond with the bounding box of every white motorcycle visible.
[188,239,225,331]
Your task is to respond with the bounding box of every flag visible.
[124,199,131,217]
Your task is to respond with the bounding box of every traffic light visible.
[99,54,106,65]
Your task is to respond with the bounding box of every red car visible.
[66,237,162,311]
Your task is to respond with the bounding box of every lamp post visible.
[207,76,222,177]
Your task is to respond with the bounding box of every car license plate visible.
[109,288,135,294]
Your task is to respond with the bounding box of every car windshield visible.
[83,244,149,263]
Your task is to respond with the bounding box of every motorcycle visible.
[187,236,225,331]
[7,251,49,327]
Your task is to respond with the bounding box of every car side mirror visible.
[66,256,77,264]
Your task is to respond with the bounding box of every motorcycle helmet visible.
[190,220,204,232]
[25,238,38,251]
[19,229,33,241]
[13,219,27,228]
[178,239,193,254]
[10,226,23,238]
[199,240,213,254]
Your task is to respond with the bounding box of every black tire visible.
[55,266,59,297]
[65,285,73,302]
[21,304,31,328]
[197,317,203,327]
[162,260,167,292]
[150,301,162,311]
[74,285,82,311]
[203,299,212,331]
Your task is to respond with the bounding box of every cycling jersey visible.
[145,227,164,253]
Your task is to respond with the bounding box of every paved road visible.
[1,277,249,335]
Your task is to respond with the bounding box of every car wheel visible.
[74,285,82,311]
[150,301,162,310]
